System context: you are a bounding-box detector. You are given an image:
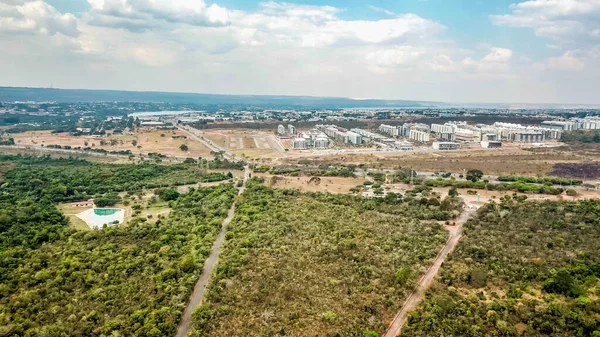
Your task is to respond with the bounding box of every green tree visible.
[466,169,484,182]
[180,144,189,151]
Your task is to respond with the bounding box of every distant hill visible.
[0,86,436,108]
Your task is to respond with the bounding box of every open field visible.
[10,129,213,158]
[283,146,585,176]
[254,173,366,193]
[58,203,92,230]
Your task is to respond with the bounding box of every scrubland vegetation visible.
[401,199,600,337]
[191,179,463,337]
[0,155,238,336]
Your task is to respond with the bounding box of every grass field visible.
[58,203,92,230]
[10,129,213,158]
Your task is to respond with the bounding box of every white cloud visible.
[491,0,600,46]
[0,0,78,36]
[86,0,230,30]
[368,5,395,16]
[365,46,423,71]
[3,0,600,103]
[548,51,585,70]
[482,47,513,62]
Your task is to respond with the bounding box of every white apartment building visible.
[277,124,286,135]
[541,121,576,131]
[409,129,430,142]
[346,131,363,145]
[378,124,399,137]
[288,124,297,135]
[431,124,455,134]
[314,137,329,149]
[508,131,545,143]
[438,132,456,142]
[293,138,308,149]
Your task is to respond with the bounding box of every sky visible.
[0,0,599,104]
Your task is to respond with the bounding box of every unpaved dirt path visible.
[382,206,477,337]
[175,167,249,337]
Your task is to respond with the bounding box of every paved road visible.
[178,126,237,161]
[175,166,249,337]
[382,206,477,337]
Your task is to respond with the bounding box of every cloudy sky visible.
[1,0,599,103]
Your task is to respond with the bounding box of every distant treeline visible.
[187,116,547,131]
[561,130,600,143]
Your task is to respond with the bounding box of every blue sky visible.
[1,0,599,103]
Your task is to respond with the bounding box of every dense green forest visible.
[401,199,600,337]
[0,155,225,203]
[191,179,462,337]
[0,155,239,336]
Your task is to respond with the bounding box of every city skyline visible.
[1,0,599,104]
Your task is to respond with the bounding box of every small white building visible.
[433,141,461,150]
[394,142,413,150]
[71,199,94,207]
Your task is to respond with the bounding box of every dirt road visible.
[382,206,477,337]
[178,126,236,161]
[175,167,249,337]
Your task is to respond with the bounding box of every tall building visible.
[541,121,576,131]
[431,124,454,134]
[288,124,297,135]
[409,129,429,142]
[277,124,286,136]
[314,137,329,149]
[346,131,363,145]
[378,124,399,137]
[293,138,308,149]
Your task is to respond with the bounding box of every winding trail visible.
[382,205,477,337]
[175,166,249,337]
